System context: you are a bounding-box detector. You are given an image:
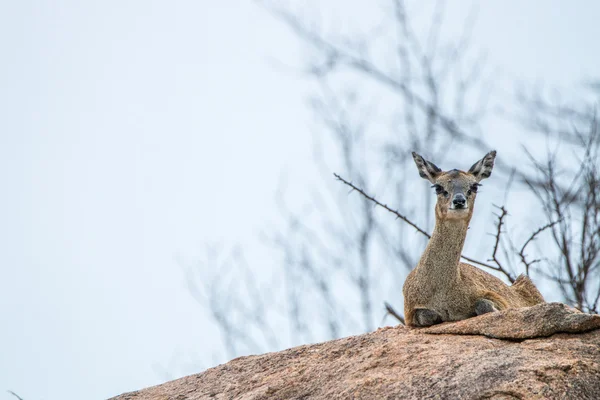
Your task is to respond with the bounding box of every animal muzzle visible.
[451,193,467,209]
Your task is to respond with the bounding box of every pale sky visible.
[1,1,599,399]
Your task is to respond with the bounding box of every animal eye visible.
[432,184,448,197]
[470,184,479,193]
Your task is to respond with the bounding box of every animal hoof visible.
[475,299,498,316]
[414,309,443,327]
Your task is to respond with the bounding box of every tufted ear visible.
[468,150,497,182]
[412,152,442,184]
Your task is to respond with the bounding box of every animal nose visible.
[452,194,466,208]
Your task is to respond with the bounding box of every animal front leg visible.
[474,299,499,316]
[413,308,443,327]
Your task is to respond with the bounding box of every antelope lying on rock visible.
[403,151,545,327]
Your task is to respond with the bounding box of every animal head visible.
[411,150,496,221]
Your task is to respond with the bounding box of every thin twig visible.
[7,391,24,400]
[460,254,501,271]
[487,205,515,282]
[334,173,430,238]
[384,302,405,325]
[519,219,562,276]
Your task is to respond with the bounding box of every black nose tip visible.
[453,194,466,208]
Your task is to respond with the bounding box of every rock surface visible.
[111,303,600,400]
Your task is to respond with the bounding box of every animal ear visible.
[412,152,442,183]
[468,150,497,182]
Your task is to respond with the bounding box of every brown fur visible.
[403,151,545,327]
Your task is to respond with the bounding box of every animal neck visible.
[418,218,469,278]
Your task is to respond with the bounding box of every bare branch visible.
[486,205,515,282]
[519,219,562,276]
[7,391,24,400]
[262,2,494,154]
[384,302,405,325]
[334,173,430,238]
